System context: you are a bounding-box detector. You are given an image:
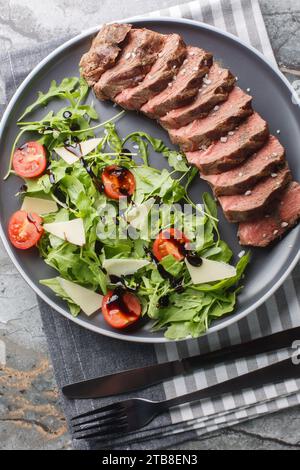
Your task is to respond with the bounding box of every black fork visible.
[71,357,300,441]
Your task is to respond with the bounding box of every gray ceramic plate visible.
[1,17,300,343]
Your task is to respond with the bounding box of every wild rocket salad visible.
[6,76,250,340]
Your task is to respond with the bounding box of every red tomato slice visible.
[102,289,141,329]
[152,228,190,262]
[12,141,47,179]
[8,210,44,250]
[101,165,135,200]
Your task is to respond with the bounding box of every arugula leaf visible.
[162,150,189,172]
[160,255,183,278]
[24,175,53,195]
[123,130,189,172]
[202,240,233,263]
[105,123,123,153]
[72,77,89,105]
[164,322,192,340]
[123,131,166,153]
[203,192,219,240]
[19,77,79,121]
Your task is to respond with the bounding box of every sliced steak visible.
[185,113,268,174]
[80,23,132,86]
[114,34,187,110]
[169,87,253,152]
[94,28,165,100]
[202,136,285,196]
[141,46,213,118]
[238,182,300,247]
[218,165,291,223]
[160,63,236,129]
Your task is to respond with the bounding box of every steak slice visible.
[185,113,268,174]
[202,136,285,196]
[160,63,236,129]
[238,182,300,247]
[94,28,165,100]
[80,23,132,86]
[141,46,213,118]
[218,165,291,223]
[169,87,253,152]
[114,34,187,110]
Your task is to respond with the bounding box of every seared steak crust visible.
[141,46,213,118]
[185,113,268,174]
[218,166,291,223]
[202,136,284,196]
[169,87,253,152]
[238,182,300,247]
[80,23,132,86]
[94,28,165,100]
[115,34,187,110]
[160,63,235,129]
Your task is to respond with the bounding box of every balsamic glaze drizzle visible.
[63,110,72,119]
[106,286,131,315]
[26,213,43,233]
[49,172,56,184]
[80,157,104,193]
[186,252,203,267]
[120,148,132,159]
[19,184,28,193]
[64,142,82,158]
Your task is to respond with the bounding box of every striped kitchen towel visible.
[1,0,300,450]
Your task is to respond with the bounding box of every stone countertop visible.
[0,0,299,450]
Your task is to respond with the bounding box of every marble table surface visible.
[0,0,299,450]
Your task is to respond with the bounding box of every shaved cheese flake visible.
[43,219,85,246]
[185,258,236,284]
[59,278,103,316]
[103,258,150,277]
[80,138,102,156]
[21,196,58,215]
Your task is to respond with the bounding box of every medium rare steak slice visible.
[218,165,291,223]
[80,23,132,86]
[160,63,235,129]
[94,28,165,100]
[169,87,253,152]
[115,34,187,110]
[141,46,213,118]
[202,136,285,196]
[185,113,268,174]
[238,182,300,247]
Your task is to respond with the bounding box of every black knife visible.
[62,326,300,399]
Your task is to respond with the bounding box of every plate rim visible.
[0,16,300,344]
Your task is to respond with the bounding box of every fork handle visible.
[160,357,299,410]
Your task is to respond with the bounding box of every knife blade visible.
[62,326,300,399]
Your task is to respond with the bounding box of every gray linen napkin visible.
[1,0,300,450]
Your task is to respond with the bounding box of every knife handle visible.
[181,326,300,372]
[163,357,299,409]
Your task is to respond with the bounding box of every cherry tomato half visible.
[152,228,190,262]
[8,210,44,250]
[12,141,47,179]
[101,165,135,200]
[102,289,141,329]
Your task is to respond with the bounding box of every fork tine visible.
[72,410,122,429]
[72,415,127,435]
[72,411,126,431]
[71,402,122,421]
[74,423,128,441]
